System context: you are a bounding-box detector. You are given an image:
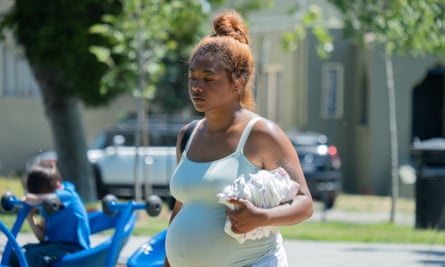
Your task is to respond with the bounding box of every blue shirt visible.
[41,181,90,249]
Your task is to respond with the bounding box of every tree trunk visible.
[35,69,97,202]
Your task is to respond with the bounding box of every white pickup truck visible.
[25,142,178,209]
[88,141,177,205]
[25,115,196,209]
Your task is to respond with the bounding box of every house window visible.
[321,63,344,119]
[0,40,40,98]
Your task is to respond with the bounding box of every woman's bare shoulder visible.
[245,118,288,153]
[251,117,286,141]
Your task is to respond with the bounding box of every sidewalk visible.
[310,207,415,225]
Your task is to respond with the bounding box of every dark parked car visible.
[287,131,342,209]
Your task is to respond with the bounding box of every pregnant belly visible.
[165,204,278,267]
[165,204,236,266]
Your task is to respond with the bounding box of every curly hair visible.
[189,10,255,111]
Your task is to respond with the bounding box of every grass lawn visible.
[2,176,445,244]
[280,221,445,244]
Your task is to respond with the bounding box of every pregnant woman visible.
[164,9,313,267]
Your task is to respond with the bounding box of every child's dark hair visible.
[26,164,62,194]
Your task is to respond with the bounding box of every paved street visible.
[116,235,445,267]
[284,240,445,267]
[3,209,445,266]
[100,233,445,267]
[4,232,445,267]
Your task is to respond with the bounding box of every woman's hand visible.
[225,198,268,233]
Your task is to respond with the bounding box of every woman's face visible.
[188,53,237,113]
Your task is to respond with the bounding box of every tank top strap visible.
[236,117,264,152]
[184,119,204,153]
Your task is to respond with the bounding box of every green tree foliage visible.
[89,0,205,113]
[0,0,124,105]
[89,0,273,113]
[282,4,333,58]
[329,0,445,56]
[0,0,123,201]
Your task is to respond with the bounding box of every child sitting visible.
[10,163,90,267]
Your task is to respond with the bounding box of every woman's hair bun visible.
[212,10,249,45]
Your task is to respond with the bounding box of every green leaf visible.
[89,46,112,66]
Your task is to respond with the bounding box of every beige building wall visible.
[247,1,309,131]
[0,94,136,176]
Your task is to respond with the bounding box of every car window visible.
[90,133,107,149]
[90,116,202,149]
[91,124,183,148]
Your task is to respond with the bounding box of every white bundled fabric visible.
[217,167,300,244]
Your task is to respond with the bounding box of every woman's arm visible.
[227,119,313,233]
